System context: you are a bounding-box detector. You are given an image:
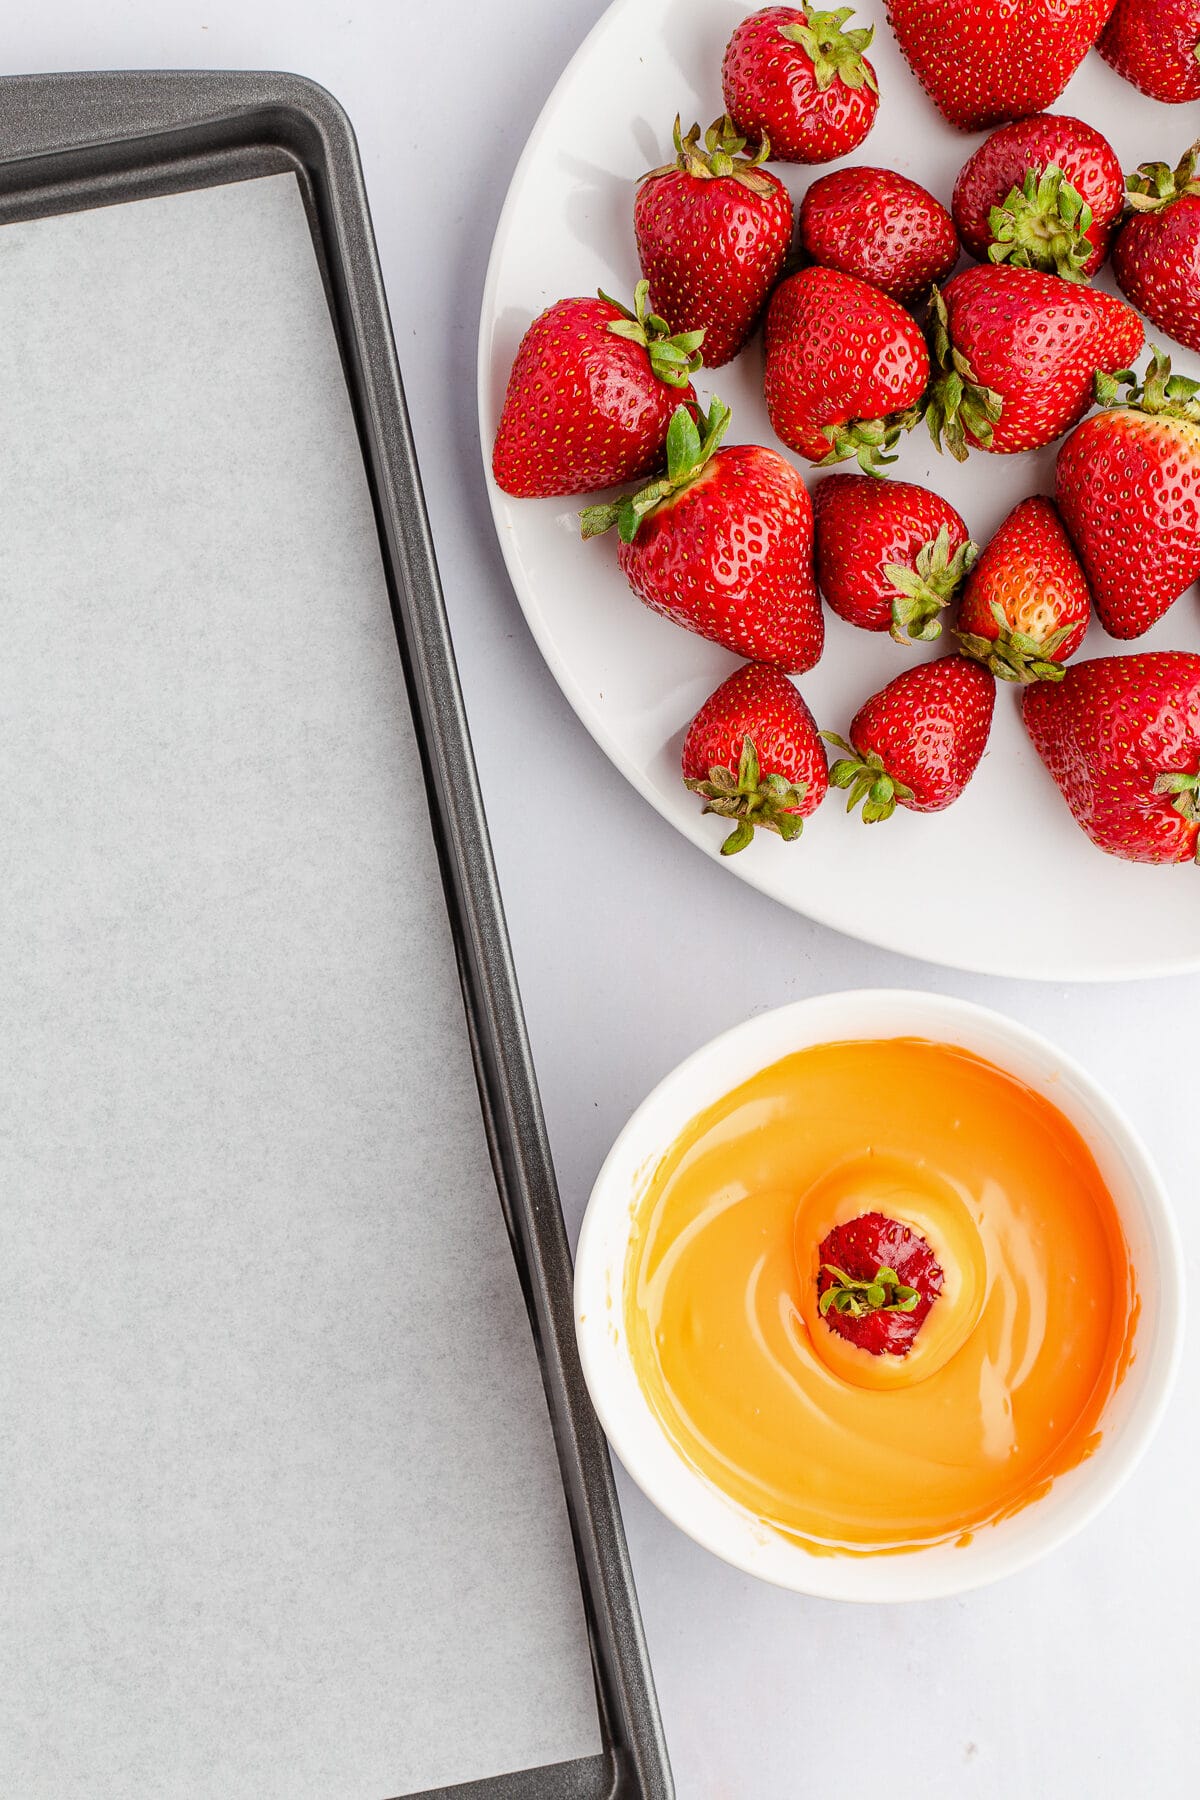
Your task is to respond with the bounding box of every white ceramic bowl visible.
[575,990,1185,1601]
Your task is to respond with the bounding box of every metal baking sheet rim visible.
[0,68,671,1800]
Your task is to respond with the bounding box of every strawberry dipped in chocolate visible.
[816,1212,944,1358]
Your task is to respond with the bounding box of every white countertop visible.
[6,3,1196,1795]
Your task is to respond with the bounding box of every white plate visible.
[477,0,1200,981]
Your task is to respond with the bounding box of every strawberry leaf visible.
[1094,367,1136,408]
[780,8,878,97]
[1105,348,1200,424]
[639,113,777,196]
[822,733,913,823]
[986,164,1094,283]
[719,818,756,856]
[884,528,979,643]
[684,731,809,856]
[600,279,706,389]
[579,398,731,542]
[1155,770,1200,824]
[666,406,702,484]
[925,287,1004,462]
[1153,770,1200,866]
[955,603,1073,684]
[818,1262,923,1319]
[818,404,923,477]
[1125,140,1200,214]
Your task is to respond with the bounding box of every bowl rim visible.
[574,988,1186,1602]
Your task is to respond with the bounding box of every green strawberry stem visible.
[1095,347,1200,422]
[1124,139,1200,215]
[884,527,979,643]
[987,165,1094,283]
[818,1263,920,1320]
[780,7,878,95]
[822,732,914,824]
[1154,770,1200,865]
[579,397,731,544]
[957,603,1071,684]
[684,733,808,856]
[641,114,776,196]
[924,288,1004,463]
[819,406,924,478]
[601,278,705,388]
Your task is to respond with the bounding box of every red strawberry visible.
[1023,652,1200,864]
[1099,0,1200,105]
[952,113,1124,282]
[681,662,829,855]
[884,0,1118,133]
[1055,350,1200,639]
[956,497,1090,684]
[925,264,1143,460]
[492,282,702,498]
[814,1213,944,1357]
[722,5,879,165]
[825,655,996,819]
[813,475,977,642]
[1112,144,1200,356]
[581,400,824,672]
[798,166,959,304]
[635,115,792,368]
[764,266,929,472]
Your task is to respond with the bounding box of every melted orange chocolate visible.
[625,1037,1136,1554]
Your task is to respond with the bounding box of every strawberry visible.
[681,662,829,855]
[825,655,996,819]
[1023,652,1200,864]
[722,5,879,165]
[492,282,702,498]
[813,474,977,642]
[952,113,1124,282]
[814,1213,944,1357]
[925,264,1143,460]
[581,400,824,672]
[635,115,792,369]
[884,0,1118,134]
[1099,0,1200,105]
[1055,350,1200,639]
[764,266,929,473]
[956,497,1090,684]
[1112,143,1200,356]
[798,166,959,304]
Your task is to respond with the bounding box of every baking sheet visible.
[0,170,601,1798]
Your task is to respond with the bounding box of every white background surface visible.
[4,3,1196,1797]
